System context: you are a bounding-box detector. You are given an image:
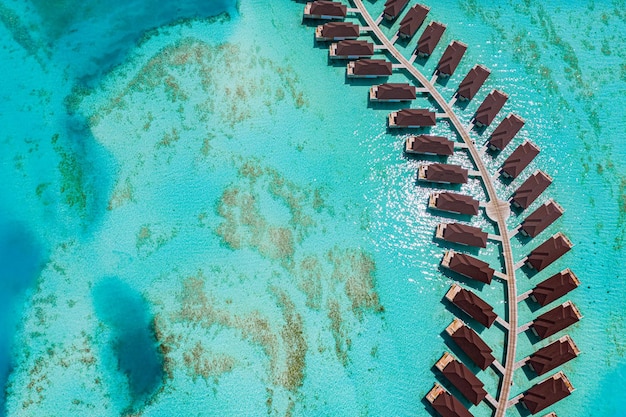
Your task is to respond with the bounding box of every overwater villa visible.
[370,83,416,102]
[520,199,564,238]
[525,232,573,272]
[425,383,473,417]
[347,59,393,78]
[315,22,360,41]
[445,318,495,370]
[445,284,497,328]
[530,269,580,307]
[456,65,490,101]
[416,21,446,57]
[383,0,409,20]
[473,89,508,127]
[441,250,495,284]
[435,352,487,405]
[429,192,479,216]
[520,372,574,415]
[527,335,580,376]
[388,108,436,128]
[404,135,453,156]
[436,41,467,77]
[530,300,582,340]
[304,1,347,20]
[397,4,430,39]
[418,163,468,184]
[436,222,488,248]
[329,40,374,59]
[501,140,540,179]
[487,113,525,151]
[511,170,553,210]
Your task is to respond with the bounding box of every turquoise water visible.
[1,0,625,415]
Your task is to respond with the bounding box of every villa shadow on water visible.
[92,278,164,409]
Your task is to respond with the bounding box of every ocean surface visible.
[1,0,625,416]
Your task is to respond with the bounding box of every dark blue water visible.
[92,278,163,409]
[0,220,46,415]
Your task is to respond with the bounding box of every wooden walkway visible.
[349,2,520,416]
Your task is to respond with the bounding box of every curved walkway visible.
[349,2,518,416]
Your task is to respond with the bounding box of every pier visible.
[347,3,519,412]
[300,1,580,416]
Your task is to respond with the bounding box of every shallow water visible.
[1,0,625,416]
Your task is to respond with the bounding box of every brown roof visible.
[449,286,497,328]
[395,109,437,127]
[376,83,416,100]
[521,372,574,414]
[335,40,374,56]
[511,170,552,210]
[520,200,564,238]
[423,164,468,184]
[531,301,581,340]
[487,113,525,151]
[526,232,572,272]
[457,65,490,101]
[353,59,393,76]
[398,4,430,38]
[406,135,453,155]
[437,41,467,77]
[320,22,360,39]
[501,140,540,179]
[309,1,347,17]
[431,388,473,417]
[528,336,580,376]
[432,192,479,215]
[442,223,488,248]
[450,323,495,370]
[445,251,494,284]
[416,21,446,56]
[474,90,508,127]
[440,358,487,405]
[531,269,580,307]
[383,0,409,19]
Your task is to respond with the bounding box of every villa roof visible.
[406,135,454,155]
[501,140,540,179]
[531,269,580,306]
[395,108,437,126]
[335,40,374,56]
[526,232,572,271]
[353,59,393,75]
[448,285,497,328]
[440,358,487,405]
[446,251,494,284]
[520,199,564,238]
[528,335,580,376]
[430,387,473,417]
[377,83,416,100]
[474,90,508,127]
[309,1,347,17]
[424,164,468,184]
[437,41,467,76]
[487,113,525,151]
[319,22,360,39]
[511,170,552,210]
[383,0,409,20]
[416,21,446,56]
[442,223,488,248]
[398,4,430,38]
[521,372,574,414]
[450,323,495,370]
[531,301,581,340]
[432,192,479,215]
[457,65,490,101]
